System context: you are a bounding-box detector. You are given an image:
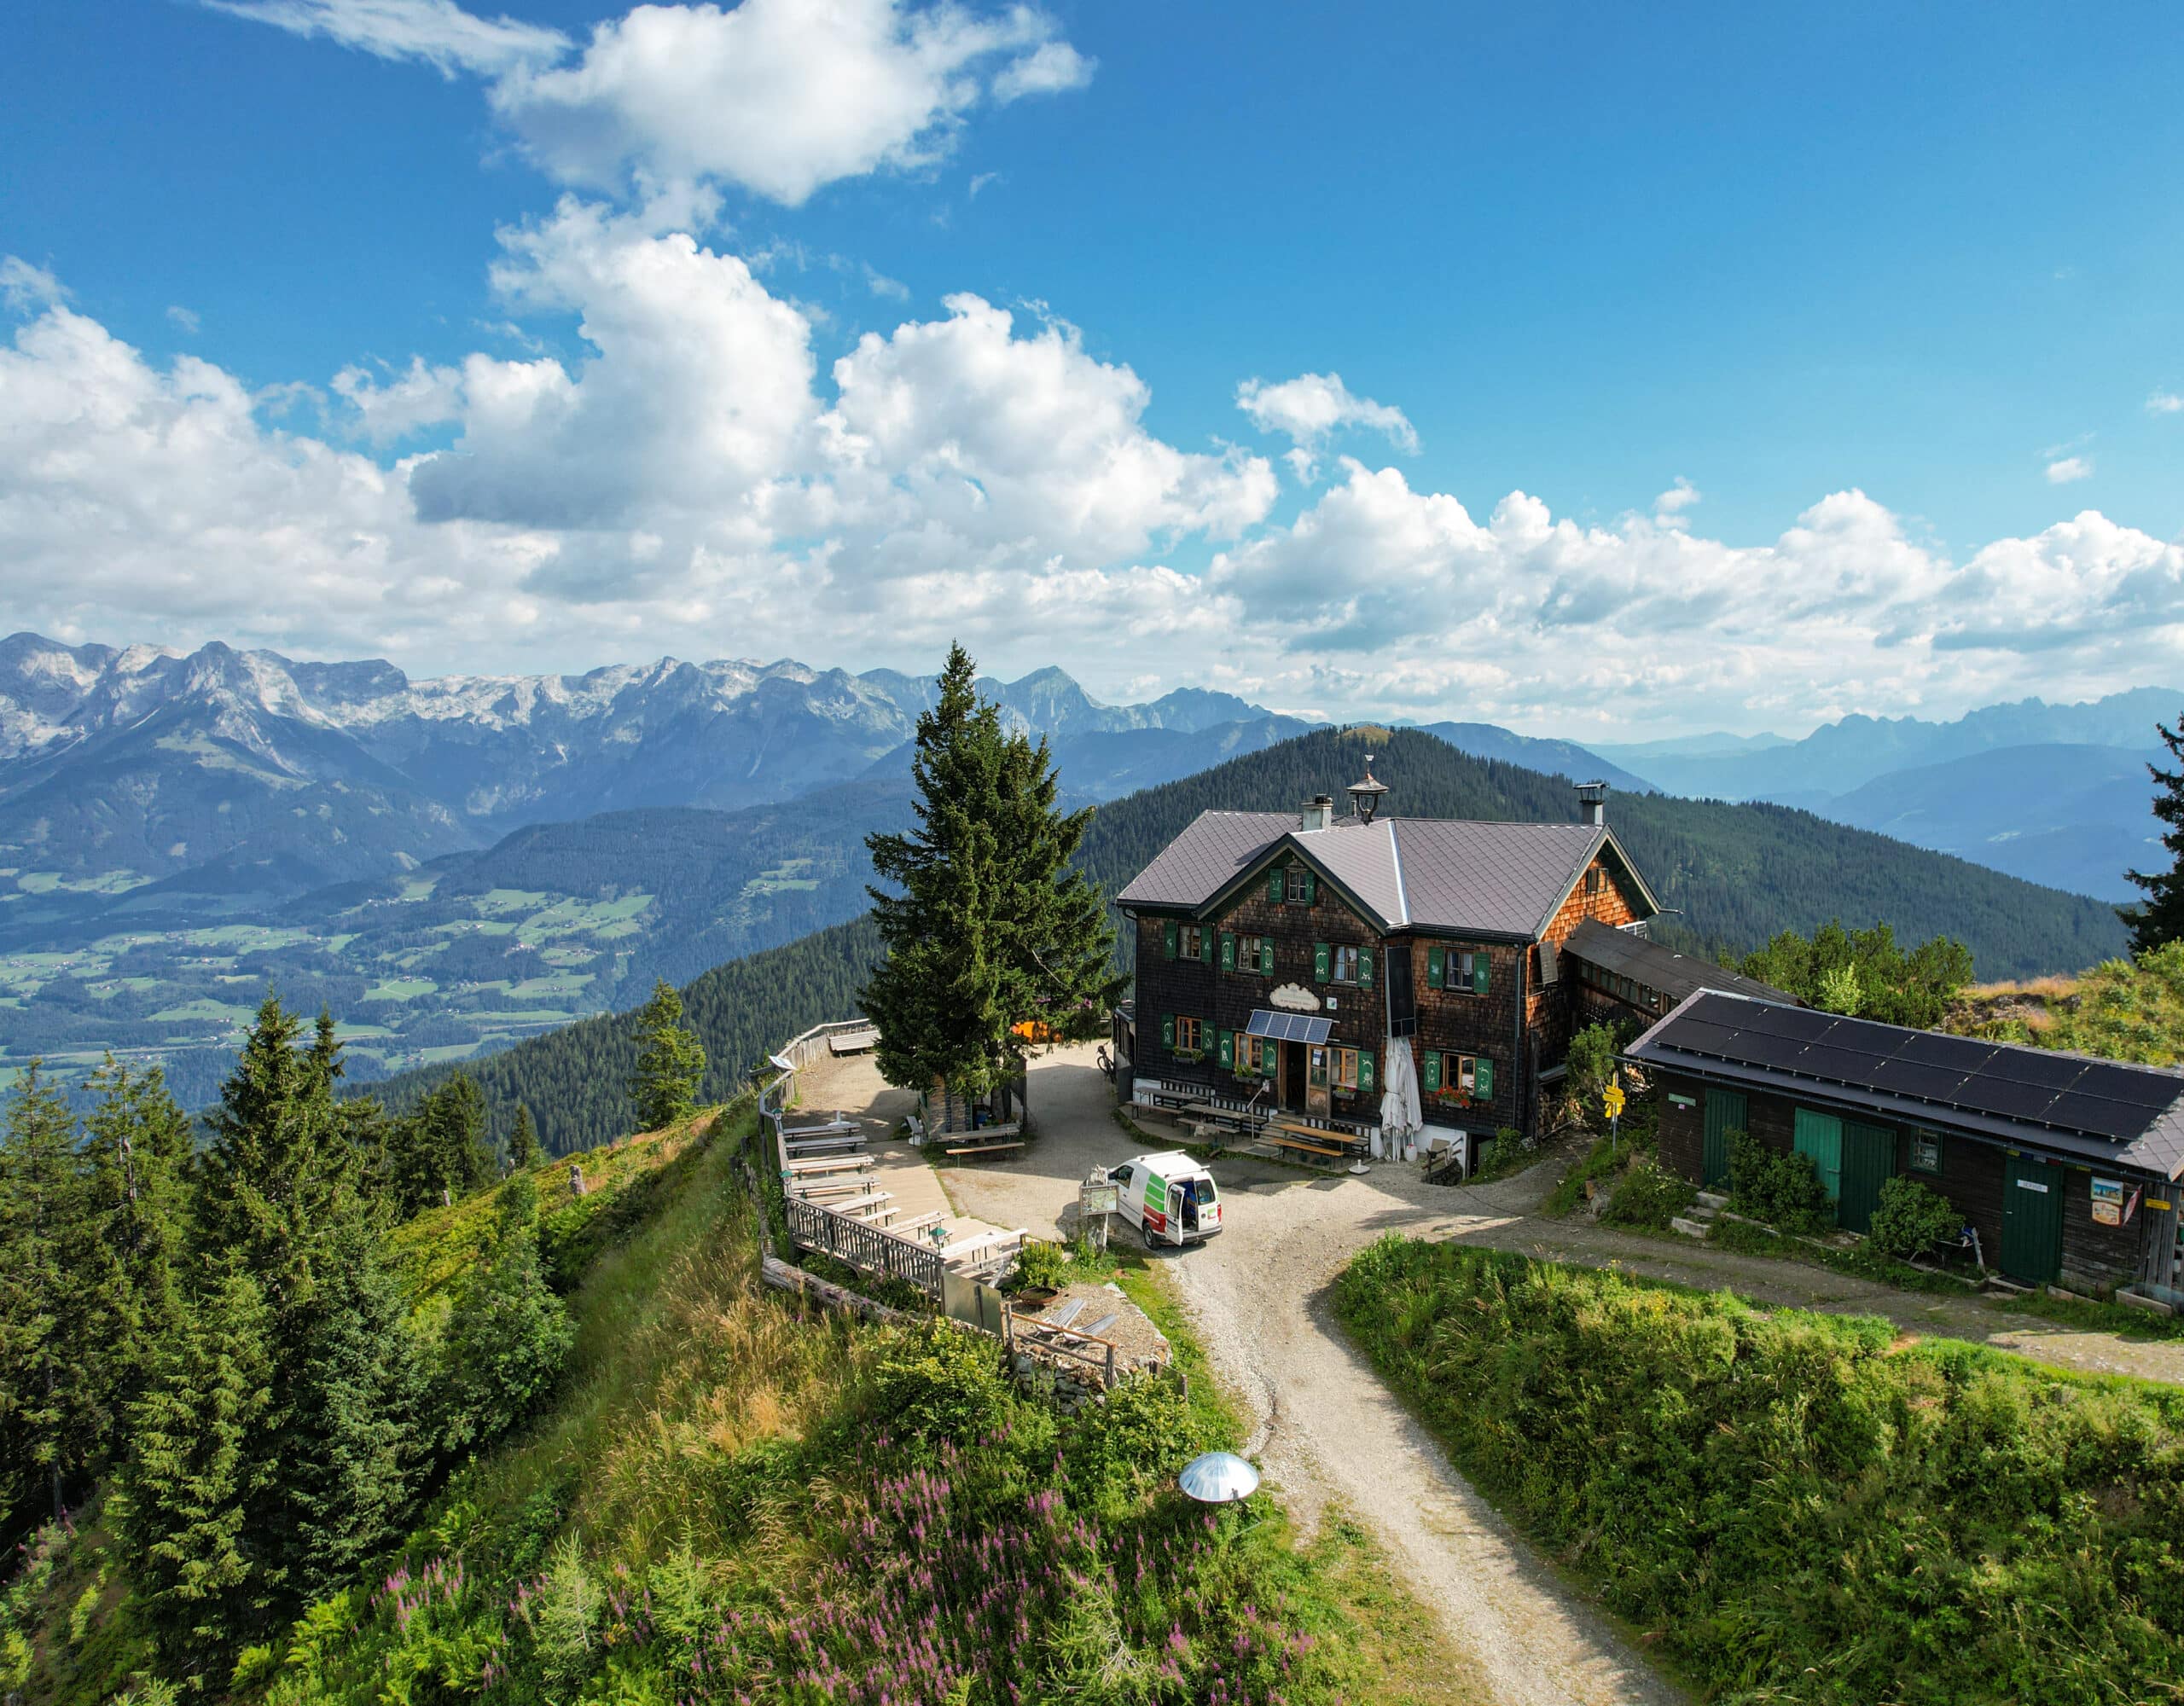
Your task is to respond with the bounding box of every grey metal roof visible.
[1115,810,1292,908]
[1563,917,1800,1006]
[1388,818,1612,936]
[1625,989,2184,1181]
[1116,807,1650,938]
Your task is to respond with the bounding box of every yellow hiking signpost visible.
[1602,1082,1626,1121]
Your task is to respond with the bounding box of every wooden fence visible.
[785,1194,947,1300]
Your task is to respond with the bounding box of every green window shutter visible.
[1360,1049,1376,1093]
[1163,920,1178,961]
[1475,1057,1494,1100]
[1161,1013,1176,1048]
[1260,938,1275,975]
[1472,952,1490,996]
[1426,946,1444,989]
[1313,942,1330,982]
[1203,928,1217,965]
[1301,869,1317,906]
[1424,1050,1442,1093]
[1220,931,1236,972]
[1218,1030,1234,1069]
[1359,946,1375,989]
[1269,868,1285,905]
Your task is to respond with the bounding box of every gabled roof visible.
[1562,917,1799,1007]
[1115,809,1659,939]
[1624,989,2184,1181]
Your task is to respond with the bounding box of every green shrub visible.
[1599,1158,1694,1229]
[1865,1175,1960,1259]
[1005,1238,1071,1295]
[1060,1374,1216,1517]
[1334,1238,2184,1704]
[863,1321,1014,1449]
[1726,1130,1833,1233]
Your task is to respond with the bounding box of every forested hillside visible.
[379,916,882,1153]
[1069,726,2127,972]
[377,725,2125,1152]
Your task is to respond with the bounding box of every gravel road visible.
[932,1043,2184,1705]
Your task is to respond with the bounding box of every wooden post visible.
[568,1162,586,1197]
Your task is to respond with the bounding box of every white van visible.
[1109,1152,1223,1248]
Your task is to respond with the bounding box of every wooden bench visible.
[826,1192,897,1222]
[794,1176,880,1201]
[894,1210,945,1236]
[1266,1132,1349,1159]
[785,1154,873,1177]
[946,1140,1025,1159]
[781,1117,858,1140]
[785,1134,866,1156]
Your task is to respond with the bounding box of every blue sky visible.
[3,0,2181,737]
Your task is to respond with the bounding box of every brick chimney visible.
[1576,780,1609,827]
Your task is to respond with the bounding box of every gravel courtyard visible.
[827,1041,2184,1706]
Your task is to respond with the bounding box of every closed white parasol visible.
[1380,1036,1425,1163]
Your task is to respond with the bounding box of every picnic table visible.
[785,1133,866,1156]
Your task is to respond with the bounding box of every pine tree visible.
[386,1073,492,1215]
[0,1063,94,1521]
[195,993,354,1290]
[77,1058,190,1477]
[283,1214,425,1602]
[118,1267,277,1679]
[862,644,1124,1098]
[437,1175,572,1455]
[629,979,706,1132]
[508,1102,542,1169]
[131,995,427,1646]
[2123,712,2184,953]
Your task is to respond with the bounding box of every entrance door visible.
[1838,1121,1897,1236]
[1281,1042,1307,1112]
[1792,1108,1844,1215]
[2001,1155,2065,1285]
[1702,1089,1745,1188]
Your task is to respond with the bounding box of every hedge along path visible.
[1335,1239,2184,1706]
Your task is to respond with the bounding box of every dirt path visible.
[917,1044,2184,1704]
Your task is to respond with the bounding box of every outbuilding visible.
[1625,989,2184,1299]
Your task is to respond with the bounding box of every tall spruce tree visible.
[118,1268,277,1679]
[508,1102,543,1169]
[78,1058,190,1478]
[0,1064,97,1521]
[127,995,423,1657]
[389,1073,493,1214]
[629,978,706,1131]
[2123,711,2184,952]
[862,644,1124,1097]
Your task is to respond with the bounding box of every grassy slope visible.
[1335,1239,2184,1706]
[9,1105,1474,1706]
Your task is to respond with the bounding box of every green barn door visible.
[2001,1156,2065,1285]
[1838,1122,1897,1236]
[1792,1108,1844,1214]
[1701,1089,1745,1188]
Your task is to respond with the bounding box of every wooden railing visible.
[785,1195,946,1300]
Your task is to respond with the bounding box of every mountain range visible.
[1591,688,2180,900]
[0,633,1316,898]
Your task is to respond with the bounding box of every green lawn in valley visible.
[147,999,258,1024]
[364,978,439,1001]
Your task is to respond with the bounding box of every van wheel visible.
[1142,1222,1159,1250]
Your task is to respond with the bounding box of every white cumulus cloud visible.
[1236,371,1416,484]
[2047,456,2094,484]
[218,0,1094,206]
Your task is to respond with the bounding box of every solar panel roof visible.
[1623,990,2184,1179]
